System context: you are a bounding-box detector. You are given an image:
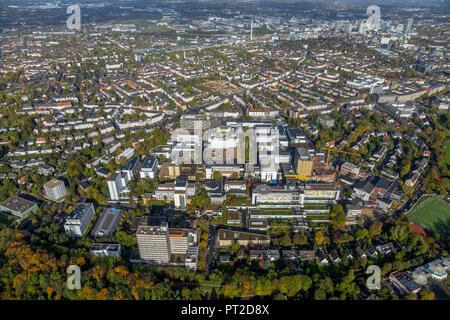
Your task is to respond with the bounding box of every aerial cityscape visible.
[0,0,448,304]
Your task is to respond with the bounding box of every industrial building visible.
[0,194,38,218]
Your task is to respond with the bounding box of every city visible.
[0,0,448,305]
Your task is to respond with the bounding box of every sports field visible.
[408,197,450,235]
[445,141,450,166]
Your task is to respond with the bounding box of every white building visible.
[64,203,95,237]
[43,179,68,202]
[136,222,171,263]
[140,156,159,179]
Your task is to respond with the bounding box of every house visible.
[376,242,395,255]
[366,246,378,258]
[249,249,267,260]
[299,250,315,262]
[267,250,280,262]
[219,252,232,263]
[282,249,298,261]
[343,248,354,260]
[330,250,341,264]
[355,247,367,259]
[316,248,329,265]
[236,248,246,259]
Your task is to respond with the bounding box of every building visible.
[389,271,421,295]
[90,243,121,257]
[121,156,140,181]
[224,180,247,195]
[316,248,329,265]
[294,148,313,177]
[64,203,95,237]
[91,208,123,237]
[140,156,159,179]
[318,116,335,128]
[345,205,362,225]
[43,179,68,202]
[299,250,315,262]
[135,220,198,269]
[118,147,135,161]
[217,229,270,247]
[286,128,308,145]
[107,171,122,201]
[251,183,340,205]
[226,211,242,225]
[136,222,171,263]
[0,194,37,218]
[169,228,197,255]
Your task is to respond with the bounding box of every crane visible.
[321,147,361,170]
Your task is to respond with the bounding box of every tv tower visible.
[250,18,253,41]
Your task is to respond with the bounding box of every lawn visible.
[411,195,433,211]
[445,141,450,166]
[408,198,450,235]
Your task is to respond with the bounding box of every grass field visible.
[408,198,450,235]
[445,141,450,166]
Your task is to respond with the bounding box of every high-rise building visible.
[406,18,413,34]
[136,220,198,268]
[64,203,95,237]
[107,156,141,200]
[43,179,68,202]
[169,229,189,255]
[107,171,122,201]
[136,222,171,263]
[295,148,313,177]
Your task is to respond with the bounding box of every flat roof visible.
[91,208,123,237]
[44,179,64,188]
[392,271,421,292]
[0,195,37,216]
[141,156,157,169]
[121,156,139,171]
[67,203,94,221]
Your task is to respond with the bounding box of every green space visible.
[305,214,330,220]
[261,208,292,215]
[0,213,16,225]
[411,195,433,211]
[306,214,330,220]
[408,197,450,235]
[303,204,330,210]
[445,140,450,166]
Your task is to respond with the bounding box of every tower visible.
[250,18,253,41]
[406,18,413,34]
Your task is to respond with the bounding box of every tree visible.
[212,171,223,181]
[314,231,324,246]
[314,289,326,300]
[355,228,369,240]
[419,290,435,300]
[368,221,383,236]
